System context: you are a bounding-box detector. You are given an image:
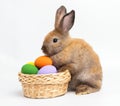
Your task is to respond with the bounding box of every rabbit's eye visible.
[53,38,58,43]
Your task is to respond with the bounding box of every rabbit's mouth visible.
[41,47,56,56]
[41,45,48,54]
[41,45,52,56]
[41,45,61,56]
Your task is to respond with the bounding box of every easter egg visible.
[21,64,38,74]
[37,65,57,74]
[35,56,52,68]
[27,61,34,66]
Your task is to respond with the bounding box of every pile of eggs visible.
[21,56,57,75]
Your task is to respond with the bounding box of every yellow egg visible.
[27,61,35,66]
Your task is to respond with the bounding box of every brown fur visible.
[42,6,102,95]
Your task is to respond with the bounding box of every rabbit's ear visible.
[55,6,67,30]
[60,10,75,34]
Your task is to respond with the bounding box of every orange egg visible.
[34,56,52,68]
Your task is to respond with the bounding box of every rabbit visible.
[41,6,102,95]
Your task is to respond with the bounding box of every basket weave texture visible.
[18,70,71,98]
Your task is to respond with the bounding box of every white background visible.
[0,0,120,106]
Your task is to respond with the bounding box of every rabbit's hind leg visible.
[75,80,101,95]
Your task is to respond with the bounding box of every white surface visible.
[0,0,120,106]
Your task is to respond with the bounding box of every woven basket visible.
[18,70,71,98]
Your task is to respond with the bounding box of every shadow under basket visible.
[18,70,71,98]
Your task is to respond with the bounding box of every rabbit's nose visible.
[41,45,47,51]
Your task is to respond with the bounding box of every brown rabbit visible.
[42,6,102,95]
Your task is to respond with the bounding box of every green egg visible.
[21,64,38,74]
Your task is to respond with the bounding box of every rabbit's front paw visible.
[58,66,67,72]
[58,63,76,74]
[58,63,76,73]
